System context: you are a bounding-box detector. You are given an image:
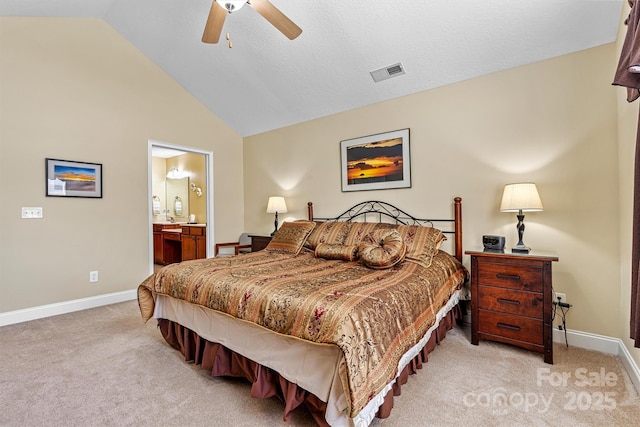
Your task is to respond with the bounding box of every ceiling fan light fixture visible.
[203,0,301,44]
[220,1,247,13]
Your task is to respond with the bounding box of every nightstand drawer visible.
[478,310,543,345]
[477,262,542,292]
[477,285,543,318]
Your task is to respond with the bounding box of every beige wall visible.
[0,18,244,312]
[615,5,640,370]
[245,44,622,341]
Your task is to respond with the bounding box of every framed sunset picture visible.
[46,158,102,198]
[340,128,411,192]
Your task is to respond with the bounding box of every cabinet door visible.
[153,233,163,264]
[182,235,197,261]
[196,235,206,259]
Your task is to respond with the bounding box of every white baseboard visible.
[0,289,137,327]
[553,328,621,354]
[619,338,640,396]
[554,328,640,394]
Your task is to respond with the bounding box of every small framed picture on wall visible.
[45,158,103,198]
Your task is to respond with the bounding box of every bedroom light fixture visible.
[266,196,288,236]
[219,1,247,13]
[500,182,543,254]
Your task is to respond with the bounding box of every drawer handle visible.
[496,273,521,281]
[497,323,521,331]
[497,298,520,306]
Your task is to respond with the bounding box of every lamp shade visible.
[500,183,543,212]
[266,196,288,214]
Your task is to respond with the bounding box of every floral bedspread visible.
[138,249,467,417]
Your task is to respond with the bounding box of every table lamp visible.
[500,183,543,253]
[266,196,288,236]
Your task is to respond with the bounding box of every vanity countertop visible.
[158,224,206,233]
[153,221,206,227]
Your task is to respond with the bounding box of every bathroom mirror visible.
[166,177,189,220]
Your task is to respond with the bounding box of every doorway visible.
[148,140,214,274]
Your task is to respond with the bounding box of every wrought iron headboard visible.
[307,197,463,261]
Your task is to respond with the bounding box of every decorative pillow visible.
[358,228,407,269]
[396,224,446,267]
[304,221,352,250]
[315,243,359,262]
[265,221,316,255]
[343,222,382,246]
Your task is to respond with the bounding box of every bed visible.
[138,198,468,426]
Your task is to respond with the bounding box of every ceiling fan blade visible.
[250,0,302,40]
[202,1,227,44]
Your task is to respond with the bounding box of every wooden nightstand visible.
[249,235,272,252]
[466,250,558,364]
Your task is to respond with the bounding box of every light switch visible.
[21,207,43,219]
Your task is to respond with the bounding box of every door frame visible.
[147,140,215,274]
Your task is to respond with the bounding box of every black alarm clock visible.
[483,235,505,251]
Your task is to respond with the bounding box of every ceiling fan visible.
[202,0,302,45]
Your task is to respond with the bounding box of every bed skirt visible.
[157,303,462,426]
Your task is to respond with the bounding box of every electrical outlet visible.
[89,271,99,283]
[555,292,567,305]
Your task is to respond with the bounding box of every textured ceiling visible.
[0,0,625,137]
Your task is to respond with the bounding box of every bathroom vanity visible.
[153,223,207,265]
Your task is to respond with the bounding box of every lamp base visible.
[511,245,531,254]
[271,212,279,236]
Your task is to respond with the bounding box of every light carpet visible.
[0,300,638,426]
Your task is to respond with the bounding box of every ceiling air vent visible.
[370,62,406,83]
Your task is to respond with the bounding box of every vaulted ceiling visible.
[0,1,625,137]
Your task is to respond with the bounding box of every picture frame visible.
[340,128,411,192]
[45,158,103,198]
